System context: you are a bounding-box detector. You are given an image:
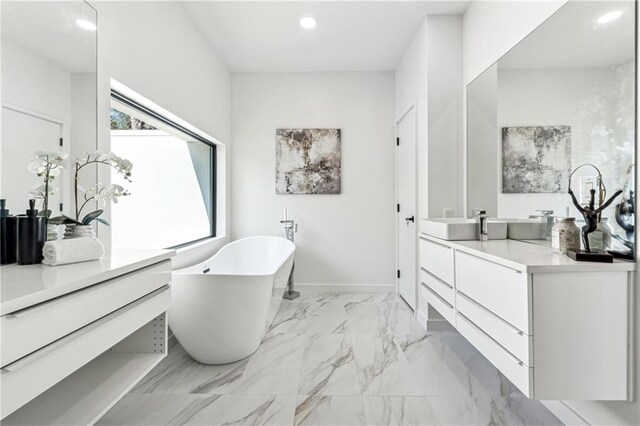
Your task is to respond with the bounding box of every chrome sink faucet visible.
[477,210,488,242]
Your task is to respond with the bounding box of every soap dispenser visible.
[0,199,17,265]
[16,199,47,265]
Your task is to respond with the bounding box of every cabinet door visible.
[419,238,454,284]
[455,251,530,333]
[1,260,171,367]
[532,271,630,400]
[457,313,532,397]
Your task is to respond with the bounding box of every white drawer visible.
[455,251,530,333]
[422,284,455,326]
[0,286,171,419]
[419,238,454,284]
[1,260,171,367]
[457,313,532,397]
[456,291,532,366]
[421,268,454,306]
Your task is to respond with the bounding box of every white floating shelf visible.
[3,351,164,426]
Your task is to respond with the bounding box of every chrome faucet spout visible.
[477,210,488,242]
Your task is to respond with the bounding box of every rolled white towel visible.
[42,237,105,266]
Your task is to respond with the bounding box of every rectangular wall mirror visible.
[467,0,636,254]
[1,0,97,216]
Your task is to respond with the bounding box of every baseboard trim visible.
[294,283,395,293]
[541,401,589,425]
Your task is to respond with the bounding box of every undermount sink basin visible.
[420,218,507,241]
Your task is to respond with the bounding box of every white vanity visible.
[418,234,635,401]
[0,249,175,425]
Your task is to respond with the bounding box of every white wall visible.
[426,17,463,218]
[92,1,231,268]
[395,16,463,220]
[463,2,640,424]
[395,20,429,219]
[231,72,395,287]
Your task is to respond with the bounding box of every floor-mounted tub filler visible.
[170,236,295,364]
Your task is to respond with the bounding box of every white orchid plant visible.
[49,151,132,227]
[28,151,68,218]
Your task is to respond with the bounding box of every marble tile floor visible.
[98,292,562,426]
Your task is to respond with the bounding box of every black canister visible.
[0,199,17,265]
[16,200,47,265]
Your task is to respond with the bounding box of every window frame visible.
[110,89,217,248]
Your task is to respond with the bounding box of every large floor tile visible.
[98,393,296,426]
[268,302,310,335]
[131,342,248,394]
[395,332,500,397]
[294,395,367,426]
[362,396,441,426]
[231,332,307,395]
[440,333,524,397]
[428,396,561,426]
[106,292,561,426]
[298,334,360,396]
[345,302,395,334]
[350,333,423,396]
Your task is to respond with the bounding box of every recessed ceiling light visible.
[300,16,317,30]
[597,10,622,25]
[75,19,97,31]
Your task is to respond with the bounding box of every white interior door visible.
[396,107,417,309]
[2,107,64,214]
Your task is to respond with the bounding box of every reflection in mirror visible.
[1,1,97,217]
[466,0,635,255]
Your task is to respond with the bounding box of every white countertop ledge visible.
[0,249,175,316]
[420,234,636,273]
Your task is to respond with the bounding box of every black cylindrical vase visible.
[0,199,17,265]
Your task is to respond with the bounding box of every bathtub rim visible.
[172,235,295,277]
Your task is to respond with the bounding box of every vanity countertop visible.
[0,249,175,316]
[420,234,636,274]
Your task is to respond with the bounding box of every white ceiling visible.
[499,0,635,70]
[1,1,97,73]
[182,1,470,72]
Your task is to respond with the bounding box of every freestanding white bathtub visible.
[170,236,295,364]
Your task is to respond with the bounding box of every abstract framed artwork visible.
[502,126,571,193]
[276,128,341,194]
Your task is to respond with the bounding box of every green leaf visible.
[95,217,111,227]
[81,210,104,225]
[49,214,80,225]
[38,209,52,218]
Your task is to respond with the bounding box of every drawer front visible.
[422,284,455,326]
[1,286,171,419]
[456,292,532,366]
[455,251,530,333]
[421,268,454,306]
[419,238,454,284]
[1,260,171,367]
[457,313,531,397]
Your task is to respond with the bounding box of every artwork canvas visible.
[502,126,571,193]
[276,128,341,194]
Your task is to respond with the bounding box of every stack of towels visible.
[42,237,105,266]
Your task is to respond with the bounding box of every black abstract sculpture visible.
[568,187,622,252]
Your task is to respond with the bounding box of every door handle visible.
[405,216,415,226]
